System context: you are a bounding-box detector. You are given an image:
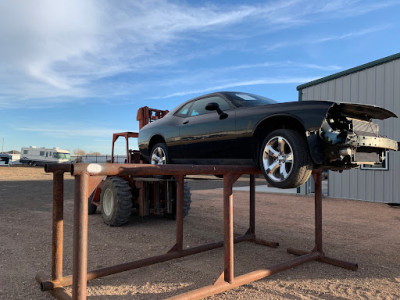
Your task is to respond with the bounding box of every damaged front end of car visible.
[309,102,398,170]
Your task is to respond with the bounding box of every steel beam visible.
[52,171,64,281]
[287,170,358,271]
[71,163,261,177]
[72,173,89,300]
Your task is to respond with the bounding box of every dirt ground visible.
[0,166,399,299]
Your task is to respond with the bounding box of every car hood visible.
[331,102,397,120]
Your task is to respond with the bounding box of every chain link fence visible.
[70,155,127,164]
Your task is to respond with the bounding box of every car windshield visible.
[227,92,277,107]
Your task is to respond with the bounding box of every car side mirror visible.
[205,102,219,111]
[205,102,228,120]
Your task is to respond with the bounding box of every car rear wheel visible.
[260,129,312,189]
[151,143,169,165]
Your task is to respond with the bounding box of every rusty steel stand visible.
[167,169,358,300]
[286,170,359,270]
[36,164,277,300]
[36,165,357,300]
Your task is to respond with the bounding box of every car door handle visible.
[183,120,189,124]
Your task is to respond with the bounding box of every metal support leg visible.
[72,173,89,300]
[313,170,323,253]
[249,174,255,236]
[223,173,239,283]
[287,169,358,271]
[52,171,64,281]
[247,174,279,248]
[169,175,184,253]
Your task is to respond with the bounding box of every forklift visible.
[87,107,191,226]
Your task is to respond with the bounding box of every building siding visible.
[299,59,400,203]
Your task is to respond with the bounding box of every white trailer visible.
[20,146,71,166]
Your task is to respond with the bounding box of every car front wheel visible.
[260,129,312,189]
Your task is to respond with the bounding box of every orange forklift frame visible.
[36,164,357,300]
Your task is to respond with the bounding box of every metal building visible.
[297,53,400,204]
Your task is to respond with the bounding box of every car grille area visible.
[349,118,379,136]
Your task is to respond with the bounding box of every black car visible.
[138,92,398,188]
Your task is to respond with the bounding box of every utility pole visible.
[1,137,4,153]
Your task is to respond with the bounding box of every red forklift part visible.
[136,106,169,130]
[111,132,139,164]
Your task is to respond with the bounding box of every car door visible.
[178,96,236,160]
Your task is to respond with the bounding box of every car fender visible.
[252,113,307,162]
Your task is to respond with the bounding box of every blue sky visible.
[1,0,400,155]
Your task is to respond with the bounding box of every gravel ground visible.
[0,166,399,299]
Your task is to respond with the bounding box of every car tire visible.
[260,129,312,189]
[151,142,169,165]
[151,142,171,178]
[100,177,133,226]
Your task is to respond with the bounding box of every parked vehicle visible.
[138,91,398,189]
[20,146,70,166]
[0,153,12,165]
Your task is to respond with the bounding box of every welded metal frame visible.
[36,164,357,300]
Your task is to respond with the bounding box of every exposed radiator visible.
[349,118,379,136]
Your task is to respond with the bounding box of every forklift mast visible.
[111,107,169,163]
[137,106,169,130]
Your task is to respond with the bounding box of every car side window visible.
[175,102,193,117]
[189,96,230,117]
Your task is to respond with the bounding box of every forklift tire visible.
[88,192,97,215]
[183,182,192,217]
[169,182,192,219]
[100,177,133,226]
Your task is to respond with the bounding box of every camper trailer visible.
[20,146,71,166]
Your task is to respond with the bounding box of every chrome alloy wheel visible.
[102,188,114,217]
[262,136,294,182]
[151,146,167,165]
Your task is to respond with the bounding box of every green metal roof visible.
[297,52,400,91]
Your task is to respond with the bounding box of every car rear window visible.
[228,92,276,107]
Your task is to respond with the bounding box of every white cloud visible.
[155,76,319,99]
[0,0,398,107]
[226,61,342,72]
[266,25,390,51]
[14,123,127,139]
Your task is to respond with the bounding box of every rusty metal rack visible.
[36,164,358,300]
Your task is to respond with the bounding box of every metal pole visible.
[126,136,130,163]
[223,174,234,283]
[249,174,255,236]
[313,170,323,253]
[72,173,89,300]
[175,175,184,252]
[51,171,64,281]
